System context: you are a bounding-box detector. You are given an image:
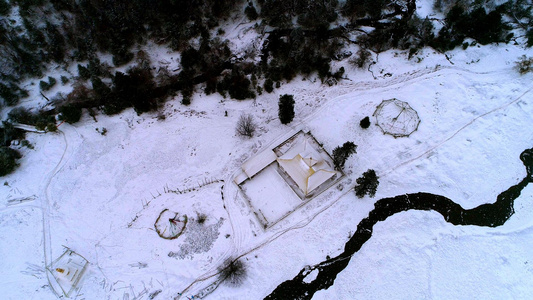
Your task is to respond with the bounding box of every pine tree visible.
[264,78,274,93]
[0,0,11,16]
[58,105,82,124]
[332,141,357,171]
[0,147,21,177]
[354,169,379,198]
[245,2,258,21]
[278,94,295,124]
[360,116,370,129]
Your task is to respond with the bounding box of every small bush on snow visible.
[516,55,533,75]
[218,258,246,286]
[236,114,256,138]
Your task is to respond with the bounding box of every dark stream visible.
[265,148,533,299]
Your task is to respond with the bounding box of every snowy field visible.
[2,37,533,300]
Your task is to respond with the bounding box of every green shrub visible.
[278,94,295,124]
[0,82,28,106]
[245,3,258,20]
[527,29,533,48]
[58,105,82,124]
[32,110,56,131]
[516,55,533,75]
[112,47,134,67]
[39,80,48,91]
[264,78,274,93]
[60,76,69,84]
[354,169,380,198]
[46,123,57,132]
[0,147,21,177]
[0,0,11,16]
[1,121,24,147]
[221,69,255,100]
[8,107,34,124]
[77,64,91,80]
[360,116,370,129]
[433,4,509,51]
[21,140,34,149]
[104,68,158,115]
[39,76,57,91]
[181,87,192,105]
[333,141,357,171]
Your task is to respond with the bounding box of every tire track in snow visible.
[40,124,83,297]
[41,129,68,297]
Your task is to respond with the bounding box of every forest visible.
[0,0,532,174]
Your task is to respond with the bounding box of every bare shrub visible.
[350,48,372,69]
[516,55,533,75]
[196,212,207,224]
[218,258,246,286]
[66,82,94,106]
[236,114,256,138]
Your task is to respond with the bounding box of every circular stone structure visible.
[373,98,420,137]
[154,209,187,240]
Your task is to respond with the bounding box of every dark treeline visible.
[1,0,531,176]
[0,0,531,145]
[1,0,240,109]
[1,0,531,112]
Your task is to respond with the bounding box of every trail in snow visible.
[265,147,533,299]
[39,124,84,297]
[41,129,68,298]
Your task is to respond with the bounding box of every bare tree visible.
[236,114,256,138]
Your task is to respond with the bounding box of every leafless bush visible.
[196,212,207,224]
[236,114,256,138]
[516,55,533,75]
[218,258,246,286]
[64,81,94,106]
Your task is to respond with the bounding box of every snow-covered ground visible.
[2,36,533,300]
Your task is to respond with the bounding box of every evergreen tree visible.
[78,64,91,80]
[278,94,295,124]
[0,147,21,177]
[58,105,82,124]
[354,169,379,198]
[0,0,11,16]
[332,141,357,171]
[264,78,274,93]
[0,83,28,106]
[360,116,370,129]
[0,121,24,147]
[245,2,258,20]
